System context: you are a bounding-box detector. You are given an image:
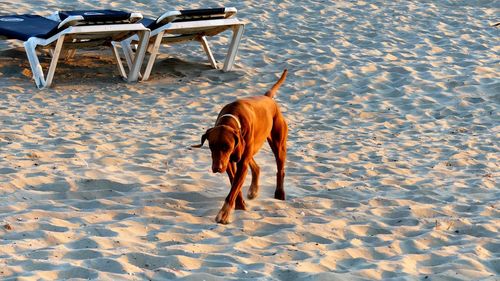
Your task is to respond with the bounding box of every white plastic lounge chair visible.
[0,10,150,88]
[115,7,244,81]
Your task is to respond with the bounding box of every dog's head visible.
[192,125,244,173]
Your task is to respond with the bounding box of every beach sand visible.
[0,0,499,280]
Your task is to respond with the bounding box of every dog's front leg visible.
[216,161,248,224]
[227,162,247,211]
[226,162,236,184]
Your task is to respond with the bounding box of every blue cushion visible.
[141,8,228,30]
[0,10,134,42]
[0,15,59,41]
[58,10,132,22]
[179,8,226,17]
[140,17,156,29]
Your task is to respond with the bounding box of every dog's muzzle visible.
[212,164,225,173]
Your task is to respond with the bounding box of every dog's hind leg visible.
[268,118,288,200]
[271,144,286,200]
[247,158,260,200]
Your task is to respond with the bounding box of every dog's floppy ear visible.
[192,128,212,148]
[230,130,245,162]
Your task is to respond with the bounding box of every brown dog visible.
[193,69,288,224]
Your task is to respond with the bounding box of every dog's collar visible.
[217,114,241,129]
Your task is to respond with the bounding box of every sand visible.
[0,0,499,280]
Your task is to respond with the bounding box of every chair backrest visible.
[151,7,237,29]
[56,10,143,30]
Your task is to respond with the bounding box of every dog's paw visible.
[215,211,231,224]
[274,190,285,200]
[247,187,258,200]
[215,203,233,224]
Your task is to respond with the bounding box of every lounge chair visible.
[0,10,150,88]
[115,7,244,81]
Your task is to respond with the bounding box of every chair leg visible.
[223,24,245,72]
[24,36,65,89]
[24,40,45,88]
[111,42,128,79]
[120,38,135,72]
[45,35,65,87]
[128,29,150,83]
[68,49,77,59]
[62,49,76,61]
[200,36,218,69]
[142,31,164,81]
[115,37,145,81]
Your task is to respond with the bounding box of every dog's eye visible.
[221,144,230,151]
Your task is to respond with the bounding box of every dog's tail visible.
[265,69,288,98]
